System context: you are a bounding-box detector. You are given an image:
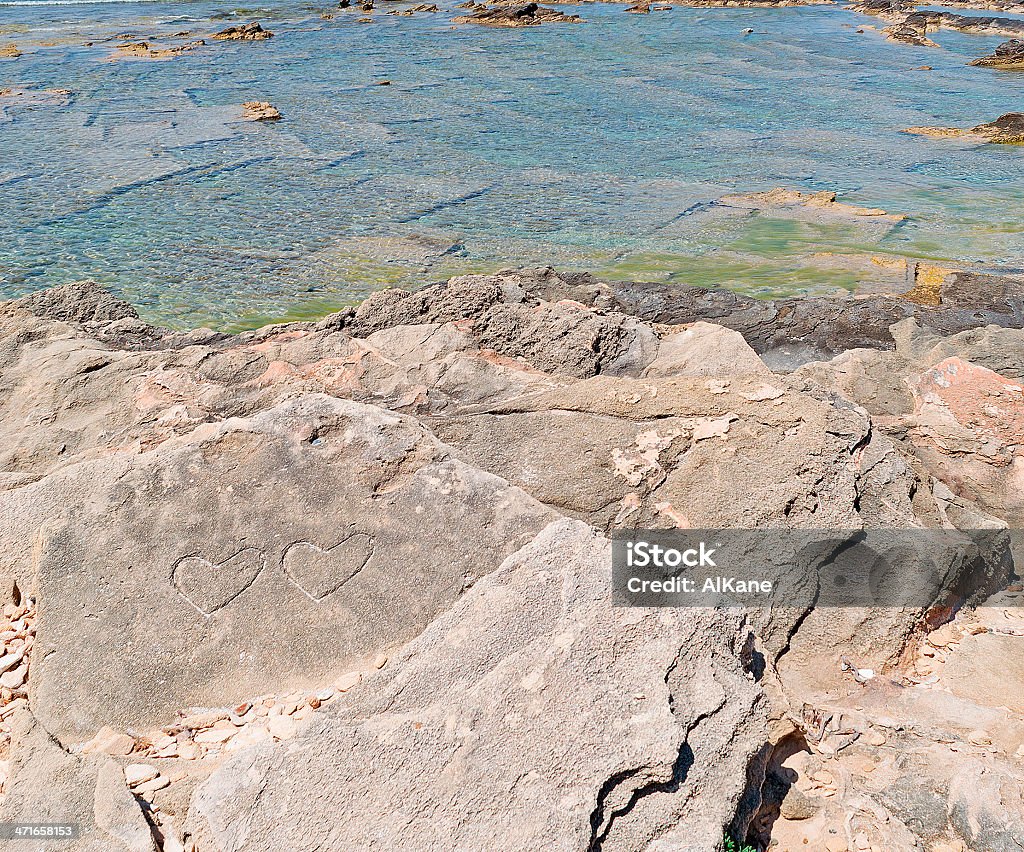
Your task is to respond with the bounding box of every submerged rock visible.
[0,43,22,59]
[718,186,905,221]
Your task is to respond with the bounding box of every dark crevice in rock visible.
[587,744,696,852]
[736,731,813,848]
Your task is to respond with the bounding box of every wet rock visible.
[211,22,274,40]
[673,0,832,5]
[241,100,282,121]
[970,37,1024,69]
[112,39,205,60]
[904,112,1024,144]
[883,13,939,45]
[542,268,1024,360]
[0,44,22,59]
[453,2,583,26]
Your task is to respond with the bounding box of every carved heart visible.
[282,534,375,601]
[172,548,266,616]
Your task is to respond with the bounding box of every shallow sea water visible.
[1,0,1022,328]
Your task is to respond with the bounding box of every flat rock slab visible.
[0,394,553,740]
[185,520,767,852]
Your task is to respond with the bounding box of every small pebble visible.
[336,671,362,692]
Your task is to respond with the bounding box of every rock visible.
[471,301,659,378]
[0,43,22,59]
[427,370,920,530]
[178,709,229,730]
[194,728,235,745]
[4,275,1024,851]
[0,664,25,688]
[530,266,1024,360]
[970,38,1024,69]
[124,764,160,786]
[903,356,1024,524]
[81,727,137,756]
[718,186,905,221]
[133,774,171,795]
[348,275,658,378]
[905,112,1024,144]
[13,280,139,325]
[94,762,160,851]
[779,787,821,820]
[664,0,831,4]
[112,39,205,60]
[185,521,768,850]
[0,647,25,673]
[948,759,1024,850]
[642,322,770,377]
[967,729,993,746]
[453,2,583,26]
[212,22,274,40]
[335,671,362,691]
[883,14,939,46]
[970,112,1024,143]
[241,101,282,121]
[1,713,156,851]
[267,713,297,740]
[3,394,553,740]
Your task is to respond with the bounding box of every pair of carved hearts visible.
[171,535,375,614]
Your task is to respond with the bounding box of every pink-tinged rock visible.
[906,356,1024,525]
[910,357,1024,457]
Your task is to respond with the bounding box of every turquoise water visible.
[1,0,1022,328]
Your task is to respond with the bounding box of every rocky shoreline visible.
[1,270,1024,850]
